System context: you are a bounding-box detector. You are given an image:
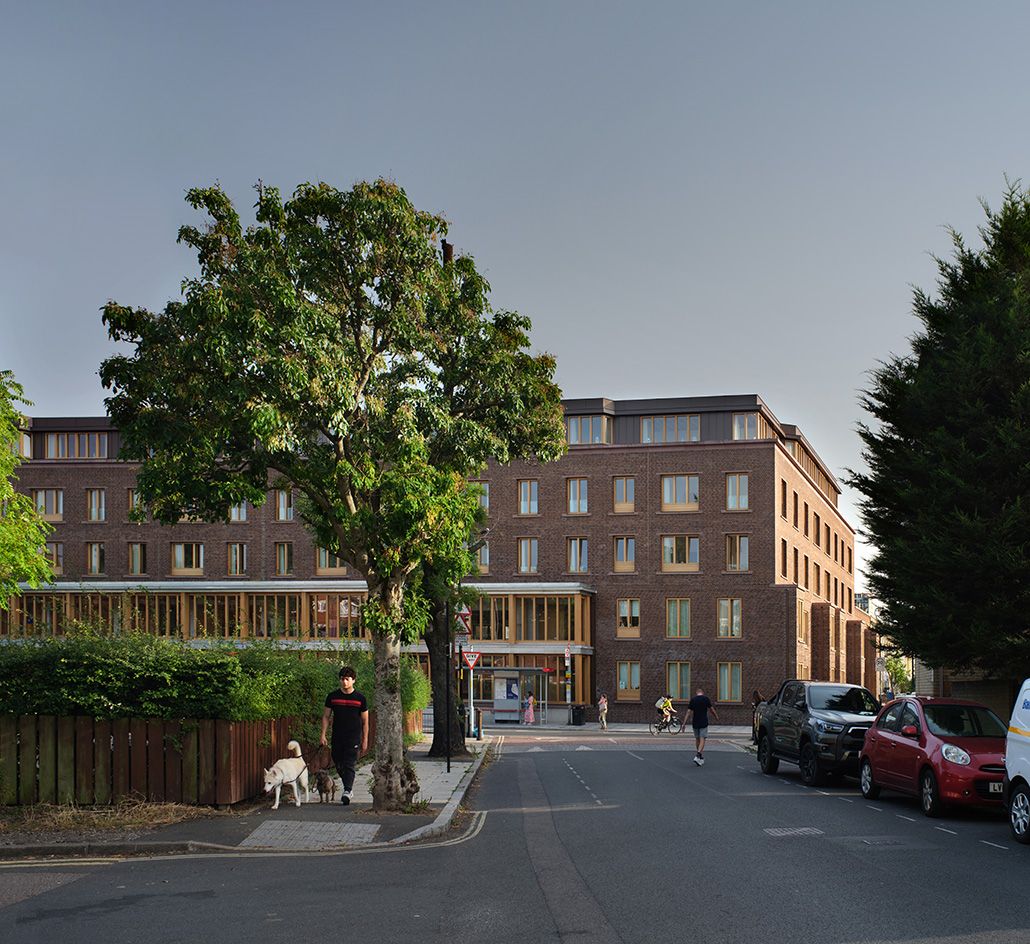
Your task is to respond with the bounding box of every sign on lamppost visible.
[565,645,572,724]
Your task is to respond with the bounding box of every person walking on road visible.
[598,693,608,730]
[320,666,369,805]
[686,688,718,766]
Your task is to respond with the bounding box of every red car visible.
[859,696,1007,817]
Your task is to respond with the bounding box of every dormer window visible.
[641,414,699,443]
[566,415,610,445]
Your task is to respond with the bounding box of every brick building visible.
[4,396,874,724]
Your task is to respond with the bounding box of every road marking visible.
[981,840,1008,850]
[608,738,618,744]
[868,806,883,812]
[763,827,824,837]
[896,814,916,822]
[575,745,593,751]
[837,798,854,803]
[627,751,645,761]
[526,747,543,753]
[0,859,116,869]
[935,826,957,835]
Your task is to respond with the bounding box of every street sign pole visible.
[445,598,451,773]
[565,645,572,725]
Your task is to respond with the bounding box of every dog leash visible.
[281,763,308,786]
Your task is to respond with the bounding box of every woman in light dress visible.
[524,691,536,725]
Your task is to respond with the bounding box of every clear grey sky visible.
[4,1,1030,581]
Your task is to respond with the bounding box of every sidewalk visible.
[0,738,489,858]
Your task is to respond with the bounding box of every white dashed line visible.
[935,827,957,835]
[896,814,916,822]
[837,798,854,803]
[868,806,883,812]
[981,841,1008,850]
[627,751,645,761]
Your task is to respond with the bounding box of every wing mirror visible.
[901,724,920,739]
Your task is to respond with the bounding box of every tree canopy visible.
[100,178,563,807]
[0,370,52,604]
[849,184,1030,676]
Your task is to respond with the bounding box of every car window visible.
[807,685,879,715]
[923,704,1006,738]
[899,704,920,729]
[877,703,904,732]
[780,683,798,707]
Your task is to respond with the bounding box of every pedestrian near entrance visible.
[524,691,536,725]
[686,688,718,766]
[598,693,608,730]
[320,666,369,805]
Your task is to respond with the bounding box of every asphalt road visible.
[2,730,1026,944]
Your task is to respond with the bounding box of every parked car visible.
[755,680,879,785]
[859,696,1007,817]
[1004,677,1030,844]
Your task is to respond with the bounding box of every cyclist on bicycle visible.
[657,695,675,725]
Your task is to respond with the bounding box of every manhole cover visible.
[763,827,825,837]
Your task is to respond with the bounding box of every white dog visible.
[263,740,310,809]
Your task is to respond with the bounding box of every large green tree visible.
[850,184,1030,676]
[100,179,560,809]
[0,370,53,604]
[419,250,565,757]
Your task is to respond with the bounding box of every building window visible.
[725,535,749,572]
[813,513,821,545]
[661,474,699,511]
[666,598,691,638]
[780,480,787,518]
[518,538,538,574]
[833,533,839,563]
[641,414,700,443]
[732,413,758,440]
[824,570,830,598]
[794,547,800,584]
[804,555,809,590]
[792,491,799,528]
[662,535,699,572]
[814,563,821,596]
[718,598,742,638]
[32,489,63,521]
[16,431,31,458]
[824,523,831,554]
[617,598,640,638]
[228,543,247,576]
[229,502,247,522]
[128,542,147,575]
[518,480,538,515]
[275,542,294,576]
[477,482,490,513]
[847,546,853,575]
[613,536,635,573]
[667,661,691,700]
[172,542,204,575]
[718,662,743,702]
[275,489,294,521]
[617,661,641,700]
[567,538,588,573]
[477,542,490,575]
[86,542,105,576]
[127,488,144,517]
[803,502,810,537]
[86,488,106,522]
[797,601,810,645]
[847,587,853,613]
[44,431,108,460]
[834,577,839,607]
[566,478,588,514]
[613,476,635,513]
[780,539,788,578]
[45,542,63,575]
[567,415,610,445]
[316,548,347,574]
[726,473,749,511]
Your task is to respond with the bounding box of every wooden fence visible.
[0,710,425,807]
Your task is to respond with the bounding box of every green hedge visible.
[0,633,431,722]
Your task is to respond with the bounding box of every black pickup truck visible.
[755,680,880,785]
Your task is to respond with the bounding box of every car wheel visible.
[758,734,779,774]
[1009,782,1030,845]
[920,768,943,817]
[799,742,825,786]
[860,758,881,800]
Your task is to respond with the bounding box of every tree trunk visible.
[368,578,420,812]
[424,595,472,759]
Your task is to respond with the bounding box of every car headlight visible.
[941,744,971,766]
[813,719,845,733]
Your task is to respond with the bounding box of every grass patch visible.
[0,796,225,836]
[401,798,432,814]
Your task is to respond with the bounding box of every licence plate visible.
[989,782,1004,794]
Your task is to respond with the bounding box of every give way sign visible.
[463,650,481,670]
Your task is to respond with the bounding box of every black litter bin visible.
[571,705,586,726]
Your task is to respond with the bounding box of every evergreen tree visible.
[850,185,1030,676]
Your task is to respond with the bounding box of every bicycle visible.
[649,711,682,735]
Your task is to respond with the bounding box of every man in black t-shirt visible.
[320,666,369,804]
[686,688,718,767]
